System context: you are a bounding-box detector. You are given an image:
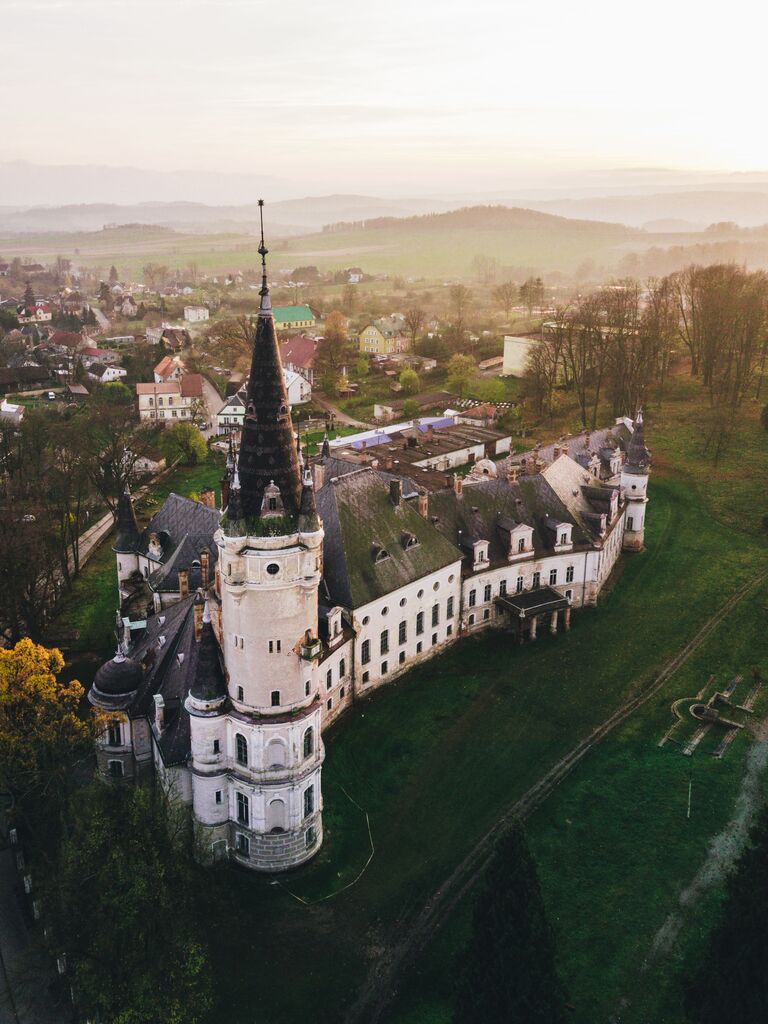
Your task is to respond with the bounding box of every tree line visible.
[524,264,768,458]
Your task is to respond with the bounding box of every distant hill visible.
[519,191,768,228]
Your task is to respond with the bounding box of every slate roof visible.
[316,468,461,609]
[427,472,592,570]
[136,493,220,592]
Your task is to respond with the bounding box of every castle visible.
[88,225,651,873]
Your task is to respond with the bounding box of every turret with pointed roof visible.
[113,486,140,553]
[235,202,303,521]
[624,410,650,474]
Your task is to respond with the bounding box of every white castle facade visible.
[88,241,651,873]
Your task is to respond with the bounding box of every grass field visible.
[195,467,767,1024]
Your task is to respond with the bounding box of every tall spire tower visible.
[201,202,326,872]
[235,200,303,521]
[621,409,651,551]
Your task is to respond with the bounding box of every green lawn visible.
[199,472,767,1023]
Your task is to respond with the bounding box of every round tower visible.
[197,206,325,871]
[621,410,651,551]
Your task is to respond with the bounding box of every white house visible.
[216,371,311,433]
[184,306,210,323]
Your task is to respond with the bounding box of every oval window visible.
[266,563,280,576]
[362,615,370,625]
[399,597,407,607]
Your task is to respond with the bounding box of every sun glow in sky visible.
[5,0,768,194]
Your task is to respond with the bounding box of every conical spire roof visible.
[235,202,303,521]
[625,410,650,473]
[113,485,140,553]
[189,599,227,703]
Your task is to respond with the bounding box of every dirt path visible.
[312,394,371,429]
[345,567,768,1024]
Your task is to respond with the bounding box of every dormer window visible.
[371,542,389,563]
[401,531,419,550]
[473,540,489,569]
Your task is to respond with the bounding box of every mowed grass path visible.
[206,474,767,1023]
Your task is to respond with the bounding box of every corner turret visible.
[621,410,651,551]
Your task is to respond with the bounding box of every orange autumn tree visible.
[0,639,94,826]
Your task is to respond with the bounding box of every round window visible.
[417,589,424,599]
[399,597,407,607]
[266,562,280,576]
[631,485,637,491]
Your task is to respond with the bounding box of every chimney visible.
[178,568,189,598]
[153,693,165,734]
[418,492,428,517]
[553,444,561,459]
[427,424,434,441]
[453,475,463,496]
[193,589,204,640]
[199,487,216,509]
[389,479,402,506]
[506,464,519,483]
[200,551,209,588]
[313,461,326,491]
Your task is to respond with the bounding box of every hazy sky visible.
[5,0,768,195]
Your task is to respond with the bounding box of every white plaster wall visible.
[353,560,463,691]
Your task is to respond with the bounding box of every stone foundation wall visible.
[230,812,323,872]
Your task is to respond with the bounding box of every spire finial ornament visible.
[258,199,271,316]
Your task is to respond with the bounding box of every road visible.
[200,376,222,439]
[345,566,768,1024]
[92,308,110,332]
[312,394,371,429]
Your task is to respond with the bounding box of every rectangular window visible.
[432,604,439,627]
[108,760,123,778]
[399,651,405,664]
[468,590,476,608]
[499,581,506,597]
[236,792,249,825]
[518,537,525,552]
[560,532,567,545]
[213,739,220,754]
[237,686,244,702]
[416,641,422,654]
[301,786,313,819]
[381,660,388,675]
[627,516,634,531]
[107,723,121,746]
[236,833,250,858]
[549,568,558,586]
[380,630,389,655]
[446,596,454,618]
[416,611,424,635]
[483,584,492,603]
[327,697,332,711]
[566,565,574,583]
[516,575,524,593]
[398,621,407,645]
[271,690,280,707]
[361,639,370,665]
[447,624,453,636]
[326,669,332,690]
[340,658,345,677]
[215,790,222,804]
[532,571,540,589]
[432,632,438,646]
[362,671,370,683]
[483,609,490,620]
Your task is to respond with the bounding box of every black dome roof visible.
[93,653,143,696]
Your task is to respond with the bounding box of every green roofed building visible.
[272,304,316,330]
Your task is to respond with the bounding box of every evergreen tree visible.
[454,823,567,1024]
[685,805,768,1023]
[23,280,35,308]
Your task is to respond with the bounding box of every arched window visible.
[303,728,314,758]
[303,785,314,819]
[235,733,248,765]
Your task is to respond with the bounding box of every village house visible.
[272,304,316,331]
[154,355,184,383]
[359,315,409,356]
[88,362,128,384]
[184,305,210,322]
[136,373,204,422]
[216,370,311,432]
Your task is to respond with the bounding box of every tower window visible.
[235,733,248,765]
[213,739,220,754]
[271,690,280,707]
[107,722,121,746]
[236,792,249,825]
[303,728,314,758]
[236,833,250,858]
[304,785,314,818]
[108,760,124,778]
[215,790,222,804]
[237,686,244,702]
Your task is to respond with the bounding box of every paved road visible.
[313,393,371,429]
[200,376,222,439]
[92,308,110,332]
